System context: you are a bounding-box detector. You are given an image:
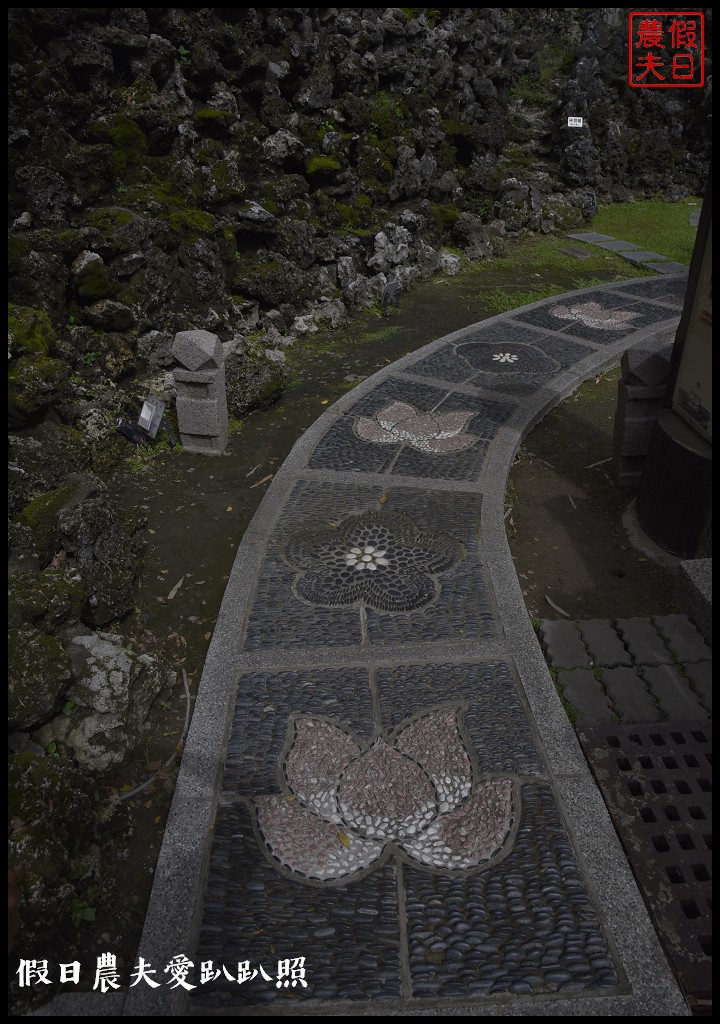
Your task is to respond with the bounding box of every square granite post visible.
[171,330,228,455]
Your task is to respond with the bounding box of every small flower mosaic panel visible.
[243,483,495,650]
[405,783,618,999]
[407,325,596,397]
[408,322,551,385]
[376,662,543,777]
[510,291,676,344]
[614,276,688,307]
[192,803,402,1008]
[222,667,375,794]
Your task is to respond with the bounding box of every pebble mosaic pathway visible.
[126,276,695,1017]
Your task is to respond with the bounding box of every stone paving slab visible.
[644,261,689,274]
[618,250,669,264]
[124,278,694,1017]
[565,232,615,242]
[593,239,642,251]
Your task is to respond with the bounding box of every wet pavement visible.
[113,267,708,1018]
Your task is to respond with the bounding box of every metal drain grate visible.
[577,722,712,1011]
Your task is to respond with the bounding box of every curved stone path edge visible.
[122,275,691,1017]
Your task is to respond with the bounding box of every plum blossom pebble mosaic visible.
[253,708,518,882]
[457,341,560,376]
[282,509,464,612]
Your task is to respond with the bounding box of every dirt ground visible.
[507,367,681,623]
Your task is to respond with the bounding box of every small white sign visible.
[567,116,584,127]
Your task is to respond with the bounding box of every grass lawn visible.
[470,197,699,314]
[591,196,700,264]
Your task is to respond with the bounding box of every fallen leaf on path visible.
[245,464,261,478]
[584,457,611,469]
[250,474,273,489]
[568,495,577,510]
[167,576,184,600]
[545,595,570,618]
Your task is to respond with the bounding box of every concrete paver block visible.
[684,661,712,713]
[558,668,615,724]
[652,614,712,664]
[615,618,672,665]
[603,666,662,723]
[643,664,708,720]
[539,620,590,668]
[578,619,632,666]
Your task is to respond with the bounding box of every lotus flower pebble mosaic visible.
[550,301,641,329]
[253,708,518,882]
[355,401,477,454]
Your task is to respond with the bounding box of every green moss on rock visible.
[192,108,237,136]
[305,154,342,175]
[74,257,120,302]
[8,305,57,357]
[8,570,85,632]
[8,355,71,423]
[166,208,217,241]
[15,481,77,564]
[92,115,148,181]
[8,626,72,730]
